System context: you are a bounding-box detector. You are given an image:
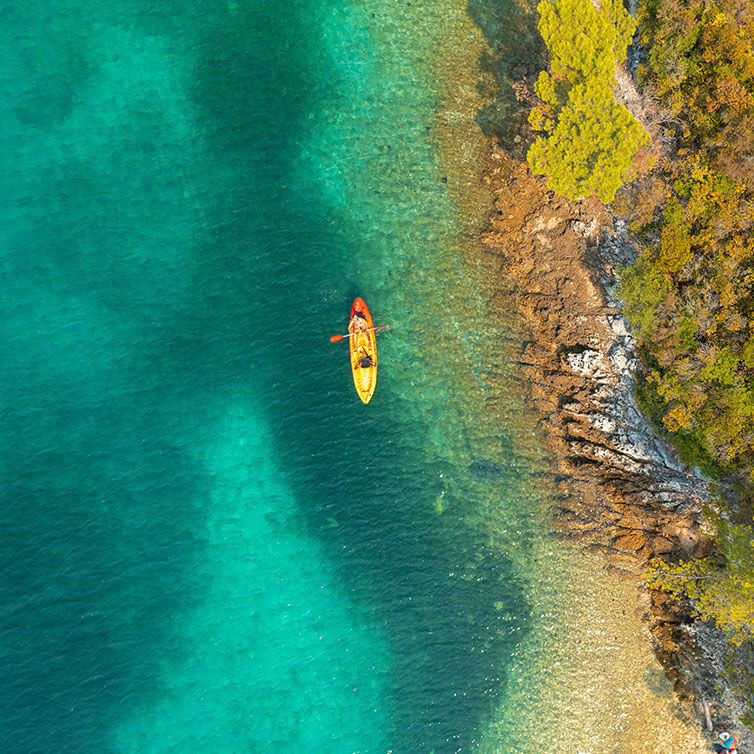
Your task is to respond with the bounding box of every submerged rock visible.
[469,459,506,481]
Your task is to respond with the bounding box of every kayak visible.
[349,297,377,404]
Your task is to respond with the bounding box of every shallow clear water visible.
[0,1,711,753]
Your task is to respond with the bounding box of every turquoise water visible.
[0,2,553,752]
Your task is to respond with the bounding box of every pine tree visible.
[527,0,649,202]
[528,79,650,202]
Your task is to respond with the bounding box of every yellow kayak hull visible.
[349,297,377,404]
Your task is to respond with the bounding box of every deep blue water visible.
[0,1,549,752]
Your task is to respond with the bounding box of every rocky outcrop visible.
[482,149,711,560]
[479,146,730,717]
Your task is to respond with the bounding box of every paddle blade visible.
[329,334,345,342]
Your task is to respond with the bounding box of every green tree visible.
[619,250,672,337]
[538,0,636,84]
[527,0,649,202]
[646,517,754,646]
[529,79,650,202]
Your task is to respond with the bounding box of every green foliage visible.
[527,0,649,202]
[678,315,699,351]
[621,11,754,688]
[634,365,720,474]
[743,337,754,368]
[617,75,754,465]
[646,516,754,646]
[537,0,633,84]
[529,80,650,202]
[534,71,566,108]
[699,346,741,388]
[638,0,754,145]
[594,0,754,697]
[657,206,692,275]
[619,253,671,337]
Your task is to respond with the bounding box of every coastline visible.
[428,3,733,748]
[455,0,754,743]
[477,141,748,744]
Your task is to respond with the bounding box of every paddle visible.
[329,325,388,343]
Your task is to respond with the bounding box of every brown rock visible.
[650,536,675,555]
[677,526,700,556]
[693,534,714,559]
[612,530,649,552]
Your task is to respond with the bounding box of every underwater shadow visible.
[172,5,536,753]
[467,0,545,144]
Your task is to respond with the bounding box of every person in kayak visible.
[350,311,369,332]
[356,346,374,369]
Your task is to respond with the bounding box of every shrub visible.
[646,516,754,646]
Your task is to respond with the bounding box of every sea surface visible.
[0,1,711,753]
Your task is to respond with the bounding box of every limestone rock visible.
[480,148,717,727]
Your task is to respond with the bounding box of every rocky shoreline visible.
[478,144,749,744]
